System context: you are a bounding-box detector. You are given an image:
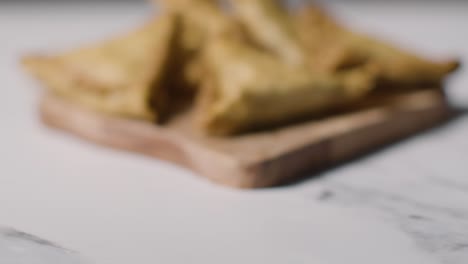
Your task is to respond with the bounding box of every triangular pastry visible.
[22,15,177,121]
[197,33,378,135]
[294,6,459,86]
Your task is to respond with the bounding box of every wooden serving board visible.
[40,89,451,188]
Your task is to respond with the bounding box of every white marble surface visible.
[0,2,467,264]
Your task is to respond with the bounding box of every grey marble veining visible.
[0,227,90,264]
[314,183,468,264]
[308,122,468,264]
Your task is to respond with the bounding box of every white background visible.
[1,2,467,264]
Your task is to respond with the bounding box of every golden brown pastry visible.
[22,0,460,137]
[197,33,378,135]
[230,0,305,66]
[22,15,177,121]
[294,6,460,86]
[158,0,242,89]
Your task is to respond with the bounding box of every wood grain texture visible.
[40,89,451,188]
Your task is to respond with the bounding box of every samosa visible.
[197,33,378,135]
[230,0,305,66]
[22,15,178,121]
[158,0,242,89]
[157,0,377,135]
[294,6,460,86]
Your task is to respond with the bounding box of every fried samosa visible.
[294,6,460,86]
[158,0,242,89]
[22,15,177,121]
[230,0,305,66]
[197,34,378,135]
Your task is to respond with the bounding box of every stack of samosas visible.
[23,0,459,136]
